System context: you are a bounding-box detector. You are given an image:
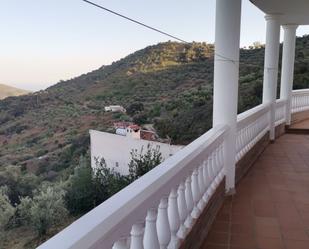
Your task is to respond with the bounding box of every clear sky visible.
[1,0,309,91]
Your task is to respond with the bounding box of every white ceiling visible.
[250,0,309,25]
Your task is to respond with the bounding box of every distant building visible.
[140,130,157,141]
[114,123,159,142]
[104,105,126,113]
[113,121,133,129]
[116,124,141,139]
[115,128,127,136]
[89,130,183,175]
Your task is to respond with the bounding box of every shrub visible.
[128,144,162,181]
[0,186,15,230]
[126,102,144,115]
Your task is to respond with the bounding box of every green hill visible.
[0,84,30,100]
[1,36,309,248]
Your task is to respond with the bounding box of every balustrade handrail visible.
[292,89,309,95]
[237,103,271,130]
[291,88,309,113]
[235,103,271,161]
[274,99,287,126]
[39,124,228,249]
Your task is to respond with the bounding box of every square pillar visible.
[213,0,242,193]
[262,15,281,141]
[280,25,298,125]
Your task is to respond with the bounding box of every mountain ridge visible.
[0,83,30,100]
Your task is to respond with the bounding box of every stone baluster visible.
[191,169,201,219]
[130,224,144,249]
[157,197,171,249]
[236,132,240,161]
[143,209,160,249]
[113,238,128,249]
[184,176,194,229]
[219,144,225,181]
[202,159,211,204]
[197,165,206,211]
[168,188,180,249]
[212,148,218,186]
[240,127,247,157]
[177,182,187,239]
[208,155,216,195]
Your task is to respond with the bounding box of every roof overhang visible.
[250,0,309,25]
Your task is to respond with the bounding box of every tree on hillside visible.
[65,155,96,214]
[126,102,144,116]
[93,158,129,198]
[0,166,39,205]
[18,185,68,236]
[0,186,15,231]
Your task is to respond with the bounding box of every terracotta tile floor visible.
[202,133,309,249]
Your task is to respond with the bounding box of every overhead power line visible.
[82,0,189,43]
[81,0,254,65]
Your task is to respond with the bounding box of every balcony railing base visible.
[291,109,309,124]
[225,188,236,196]
[236,122,286,184]
[235,132,269,184]
[179,179,225,249]
[178,120,288,249]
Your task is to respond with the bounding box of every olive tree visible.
[18,186,68,236]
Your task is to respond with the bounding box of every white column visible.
[213,0,242,193]
[262,15,281,140]
[280,25,298,125]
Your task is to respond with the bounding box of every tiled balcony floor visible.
[202,133,309,249]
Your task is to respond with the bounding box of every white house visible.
[104,105,126,113]
[115,124,141,139]
[89,129,183,175]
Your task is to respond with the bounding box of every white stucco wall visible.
[90,130,183,175]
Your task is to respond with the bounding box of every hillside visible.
[1,36,309,248]
[0,84,30,100]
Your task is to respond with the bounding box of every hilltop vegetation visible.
[1,36,309,248]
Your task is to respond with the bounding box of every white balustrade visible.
[202,160,211,203]
[113,239,128,249]
[38,125,227,249]
[191,169,201,219]
[157,198,171,249]
[144,209,160,249]
[197,166,206,211]
[292,89,309,113]
[275,99,287,126]
[184,176,194,229]
[208,155,216,195]
[167,188,180,249]
[130,224,144,249]
[236,103,271,161]
[176,183,187,239]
